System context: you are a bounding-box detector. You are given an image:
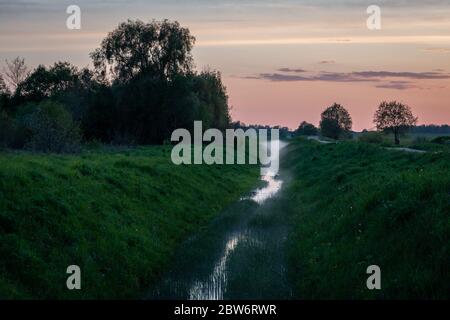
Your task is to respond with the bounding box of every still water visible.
[148,141,291,300]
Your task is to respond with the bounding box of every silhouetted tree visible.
[90,19,195,83]
[82,85,116,142]
[320,103,352,139]
[2,20,232,148]
[296,121,318,136]
[15,62,82,103]
[0,75,10,113]
[374,101,417,145]
[3,57,29,91]
[0,74,8,95]
[83,68,231,145]
[193,70,230,130]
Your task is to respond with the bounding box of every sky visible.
[0,0,449,130]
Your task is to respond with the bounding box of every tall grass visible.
[0,146,258,299]
[284,139,450,299]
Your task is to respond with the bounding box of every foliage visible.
[296,121,318,136]
[374,101,417,145]
[2,57,29,91]
[0,75,11,114]
[1,20,229,148]
[283,139,450,299]
[0,111,16,148]
[0,146,258,298]
[431,136,450,145]
[82,70,230,144]
[15,62,84,104]
[24,101,81,153]
[319,103,352,139]
[90,19,195,84]
[0,74,9,95]
[358,131,384,144]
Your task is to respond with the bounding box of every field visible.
[0,146,259,299]
[283,138,450,299]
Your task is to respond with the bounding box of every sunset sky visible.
[0,0,449,130]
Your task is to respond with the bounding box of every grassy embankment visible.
[283,138,450,299]
[0,146,259,299]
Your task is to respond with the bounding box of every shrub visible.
[358,131,383,144]
[24,101,81,153]
[431,136,450,145]
[0,112,16,149]
[296,121,318,136]
[412,136,429,144]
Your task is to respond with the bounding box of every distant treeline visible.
[231,121,291,138]
[0,20,231,152]
[410,124,450,134]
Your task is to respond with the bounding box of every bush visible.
[0,112,16,149]
[296,121,318,136]
[24,101,81,153]
[358,131,384,144]
[412,136,429,144]
[431,136,450,145]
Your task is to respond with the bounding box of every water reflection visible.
[243,140,288,205]
[189,233,242,300]
[245,175,283,204]
[148,140,289,300]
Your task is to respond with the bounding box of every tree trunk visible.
[394,129,400,145]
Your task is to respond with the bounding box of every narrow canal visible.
[148,141,292,299]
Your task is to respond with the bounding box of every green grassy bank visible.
[0,146,258,299]
[283,139,450,299]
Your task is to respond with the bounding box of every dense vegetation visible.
[283,139,450,299]
[411,125,450,135]
[0,20,231,150]
[0,146,258,299]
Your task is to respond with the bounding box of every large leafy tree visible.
[90,19,195,83]
[193,70,230,131]
[320,103,352,139]
[374,101,417,145]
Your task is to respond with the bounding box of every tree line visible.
[0,20,231,152]
[410,125,450,135]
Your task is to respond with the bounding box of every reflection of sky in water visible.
[188,140,287,300]
[189,233,242,300]
[249,175,283,205]
[245,140,287,204]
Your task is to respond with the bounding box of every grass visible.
[283,138,450,299]
[378,133,450,149]
[0,145,259,299]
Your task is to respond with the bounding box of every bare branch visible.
[0,74,9,95]
[3,57,29,91]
